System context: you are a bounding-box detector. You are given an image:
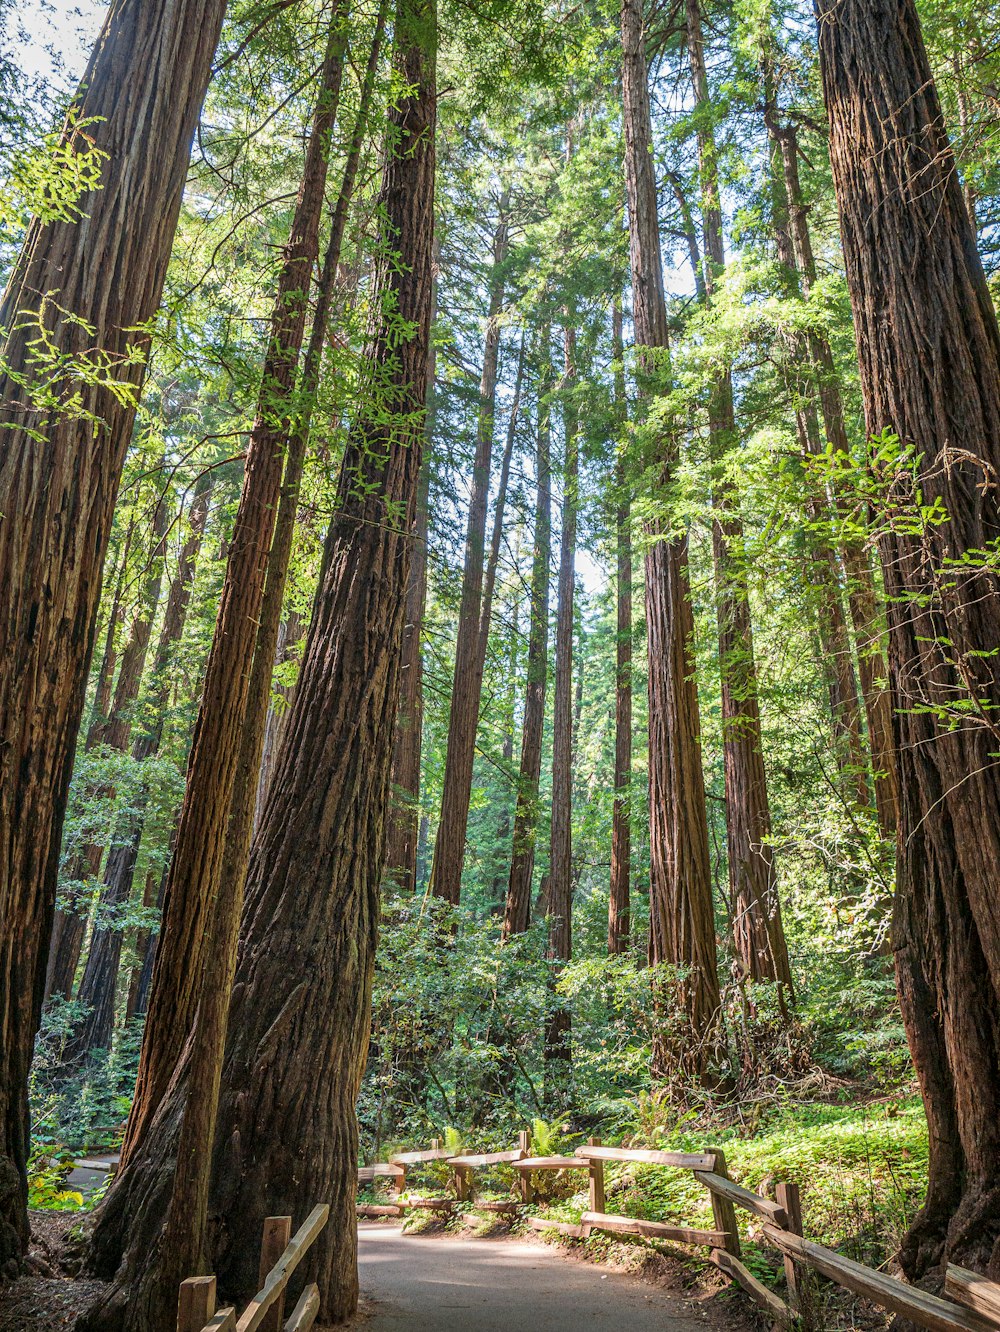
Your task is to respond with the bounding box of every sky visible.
[13,1,105,93]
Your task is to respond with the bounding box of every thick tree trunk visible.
[816,0,1000,1280]
[430,195,510,904]
[685,0,792,995]
[83,5,435,1326]
[65,497,171,1061]
[0,0,226,1270]
[503,331,553,938]
[544,322,578,1099]
[621,0,720,1079]
[609,303,632,957]
[115,15,349,1189]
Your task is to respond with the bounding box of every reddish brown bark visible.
[775,117,898,836]
[0,0,226,1269]
[503,331,553,938]
[118,14,350,1186]
[817,0,1000,1279]
[84,5,435,1325]
[430,195,510,904]
[685,0,792,995]
[621,0,720,1078]
[544,322,578,1096]
[609,304,632,957]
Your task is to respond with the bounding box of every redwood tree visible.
[685,0,792,995]
[621,0,720,1077]
[608,302,632,957]
[503,331,554,938]
[430,195,511,904]
[85,1,436,1322]
[0,0,226,1269]
[817,0,1000,1279]
[545,321,578,1094]
[116,10,350,1177]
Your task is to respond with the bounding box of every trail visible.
[355,1223,746,1330]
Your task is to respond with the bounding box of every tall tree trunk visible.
[759,90,872,817]
[0,1,225,1265]
[45,539,131,1004]
[64,496,171,1061]
[685,0,792,995]
[609,302,632,956]
[621,0,720,1079]
[103,474,215,1026]
[386,239,434,892]
[124,866,161,1024]
[430,194,511,904]
[83,5,435,1326]
[774,114,898,836]
[816,0,1000,1280]
[544,321,578,1100]
[112,15,350,1193]
[503,331,553,938]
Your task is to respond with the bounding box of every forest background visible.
[2,0,999,1326]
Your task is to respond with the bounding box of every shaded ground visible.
[355,1223,752,1331]
[0,1213,105,1332]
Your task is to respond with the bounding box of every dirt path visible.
[356,1223,747,1331]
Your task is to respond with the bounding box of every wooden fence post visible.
[518,1130,533,1204]
[453,1164,470,1202]
[706,1148,741,1259]
[258,1215,292,1332]
[776,1180,809,1323]
[587,1137,606,1215]
[177,1275,216,1332]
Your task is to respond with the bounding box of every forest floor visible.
[353,1222,754,1330]
[0,1212,105,1332]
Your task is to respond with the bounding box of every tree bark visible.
[430,193,511,904]
[774,115,898,836]
[621,0,720,1079]
[609,303,632,956]
[115,12,350,1186]
[0,0,226,1270]
[544,321,578,1099]
[83,4,435,1325]
[386,234,434,893]
[685,0,792,995]
[816,0,1000,1280]
[503,329,553,938]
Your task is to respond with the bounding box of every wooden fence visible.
[357,1137,1000,1331]
[178,1204,329,1332]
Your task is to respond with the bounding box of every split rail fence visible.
[178,1203,329,1332]
[357,1137,1000,1331]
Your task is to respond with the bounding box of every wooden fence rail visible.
[178,1204,329,1332]
[357,1135,1000,1330]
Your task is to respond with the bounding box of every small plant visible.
[529,1117,579,1157]
[27,1151,86,1212]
